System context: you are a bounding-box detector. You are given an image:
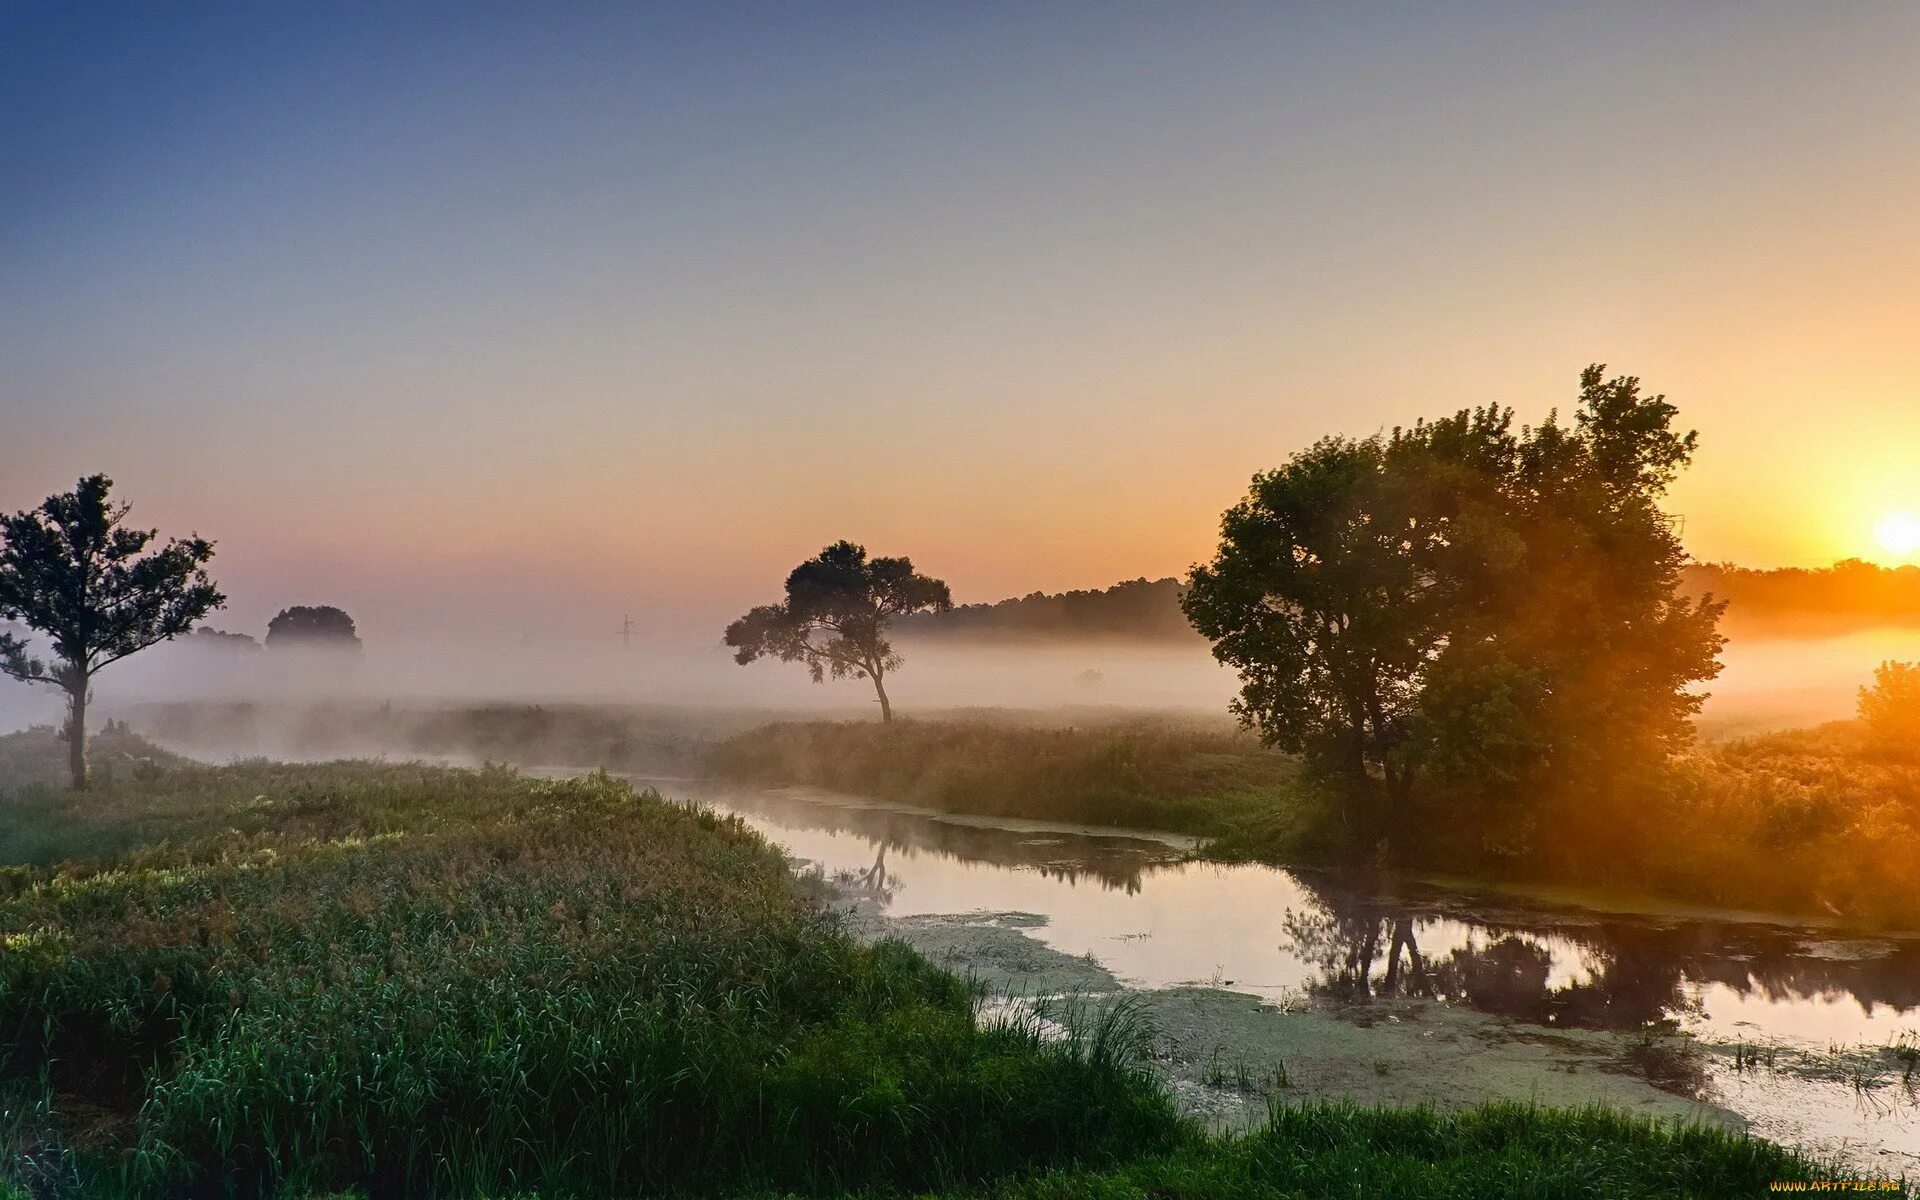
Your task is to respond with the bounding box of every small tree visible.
[725,540,951,721]
[1859,660,1920,759]
[0,475,223,788]
[266,605,362,651]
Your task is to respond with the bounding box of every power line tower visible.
[615,614,635,651]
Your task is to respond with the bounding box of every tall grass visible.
[0,760,1178,1197]
[1630,721,1920,927]
[1000,1102,1852,1200]
[705,718,1302,836]
[0,739,1858,1197]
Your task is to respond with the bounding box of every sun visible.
[1875,511,1920,561]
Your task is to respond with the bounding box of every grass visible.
[707,715,1920,929]
[119,699,758,776]
[0,723,188,794]
[0,729,1868,1197]
[704,718,1305,837]
[1621,720,1920,928]
[0,752,1177,1197]
[994,1102,1836,1199]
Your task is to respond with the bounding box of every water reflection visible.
[1286,875,1920,1035]
[681,781,1188,894]
[652,778,1920,1045]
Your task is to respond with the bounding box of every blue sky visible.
[4,2,1918,640]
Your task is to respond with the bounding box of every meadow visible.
[0,728,1840,1198]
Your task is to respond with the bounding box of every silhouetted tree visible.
[266,605,362,652]
[0,475,222,788]
[725,540,950,721]
[1184,366,1725,858]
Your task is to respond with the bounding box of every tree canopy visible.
[725,540,951,721]
[266,605,362,652]
[1183,366,1725,862]
[0,474,223,788]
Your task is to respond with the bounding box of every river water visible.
[641,776,1920,1178]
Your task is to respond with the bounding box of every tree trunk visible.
[65,677,90,791]
[872,670,893,722]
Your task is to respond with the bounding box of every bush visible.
[1860,660,1920,760]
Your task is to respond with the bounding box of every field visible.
[0,729,1841,1198]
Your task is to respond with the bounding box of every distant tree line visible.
[896,577,1201,642]
[888,560,1920,646]
[182,606,364,654]
[1681,559,1920,628]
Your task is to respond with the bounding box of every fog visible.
[6,625,1920,745]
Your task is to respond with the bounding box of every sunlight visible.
[1875,511,1920,561]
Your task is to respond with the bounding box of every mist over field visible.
[6,623,1916,745]
[7,5,1920,1191]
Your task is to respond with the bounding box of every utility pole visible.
[616,614,635,650]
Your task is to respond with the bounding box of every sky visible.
[4,1,1918,646]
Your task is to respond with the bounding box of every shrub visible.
[1860,660,1920,760]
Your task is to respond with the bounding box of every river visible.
[638,775,1920,1180]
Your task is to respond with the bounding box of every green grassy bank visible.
[703,717,1303,837]
[706,716,1920,929]
[0,729,1852,1197]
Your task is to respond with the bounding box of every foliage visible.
[726,541,952,722]
[188,626,260,652]
[1642,720,1920,927]
[265,605,362,652]
[1208,712,1920,929]
[708,718,1305,837]
[1858,660,1920,760]
[0,475,223,789]
[898,577,1200,643]
[0,763,1179,1198]
[1183,367,1725,862]
[992,1101,1836,1200]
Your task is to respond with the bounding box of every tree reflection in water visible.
[1283,873,1920,1033]
[701,783,1184,894]
[672,780,1920,1038]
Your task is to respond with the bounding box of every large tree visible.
[725,540,951,721]
[0,475,223,788]
[1183,366,1724,859]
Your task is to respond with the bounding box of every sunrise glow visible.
[1876,511,1920,562]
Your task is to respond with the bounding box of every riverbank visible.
[707,717,1920,930]
[704,716,1307,837]
[0,737,1845,1197]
